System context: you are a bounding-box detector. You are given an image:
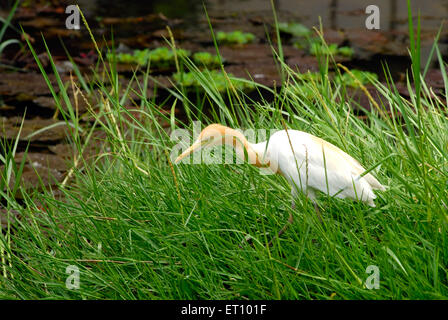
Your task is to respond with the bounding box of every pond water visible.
[71,0,448,64]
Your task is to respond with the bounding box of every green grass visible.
[0,3,447,299]
[173,70,255,92]
[0,0,22,61]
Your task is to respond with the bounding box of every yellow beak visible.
[174,141,203,164]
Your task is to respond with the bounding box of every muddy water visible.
[0,0,448,211]
[77,0,448,31]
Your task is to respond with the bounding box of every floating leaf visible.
[278,22,311,37]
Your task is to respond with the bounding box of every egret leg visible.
[307,189,323,223]
[313,201,323,224]
[267,199,296,247]
[240,208,295,249]
[238,234,253,249]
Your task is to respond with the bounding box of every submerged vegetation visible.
[0,2,447,300]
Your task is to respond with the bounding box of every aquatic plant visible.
[148,47,190,66]
[192,52,221,68]
[309,42,339,56]
[337,46,354,57]
[107,47,191,67]
[278,22,311,37]
[216,31,255,45]
[308,42,355,58]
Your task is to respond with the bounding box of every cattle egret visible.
[174,123,386,243]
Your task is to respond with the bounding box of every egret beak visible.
[174,140,206,164]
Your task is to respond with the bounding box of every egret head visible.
[174,124,232,164]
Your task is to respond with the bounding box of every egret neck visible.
[175,124,271,168]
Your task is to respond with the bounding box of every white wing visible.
[266,130,383,206]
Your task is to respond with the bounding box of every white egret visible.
[175,123,386,243]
